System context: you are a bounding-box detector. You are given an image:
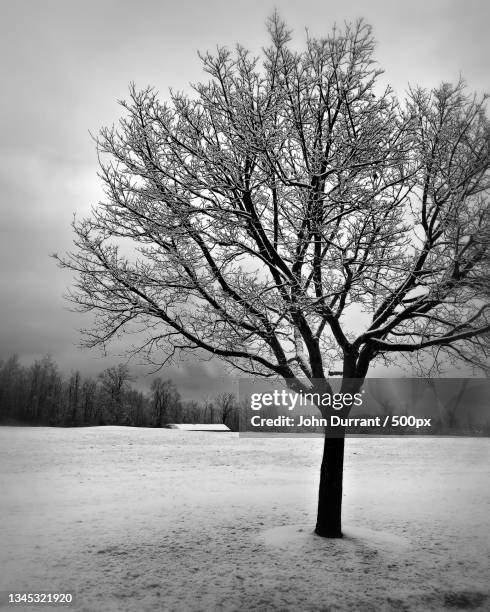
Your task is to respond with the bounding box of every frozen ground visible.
[0,427,489,612]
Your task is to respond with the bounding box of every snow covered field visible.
[0,427,489,611]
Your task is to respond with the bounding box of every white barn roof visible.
[164,423,231,431]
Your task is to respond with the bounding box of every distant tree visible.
[181,399,202,423]
[201,399,217,424]
[124,388,149,426]
[28,356,63,425]
[56,16,489,537]
[151,378,181,426]
[214,393,240,430]
[66,371,81,425]
[426,378,471,430]
[0,355,28,422]
[80,377,98,424]
[98,363,132,424]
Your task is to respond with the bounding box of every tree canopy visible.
[57,15,490,388]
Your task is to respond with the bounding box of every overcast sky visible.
[0,0,488,397]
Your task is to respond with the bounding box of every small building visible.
[164,423,231,432]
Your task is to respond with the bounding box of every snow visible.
[0,426,489,611]
[259,524,411,553]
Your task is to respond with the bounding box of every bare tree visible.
[98,363,132,424]
[28,356,63,425]
[81,377,98,424]
[67,370,81,426]
[151,378,181,426]
[215,392,239,430]
[56,15,489,537]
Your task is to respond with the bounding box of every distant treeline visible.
[0,355,241,430]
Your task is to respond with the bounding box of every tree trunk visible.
[313,371,360,538]
[315,433,345,538]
